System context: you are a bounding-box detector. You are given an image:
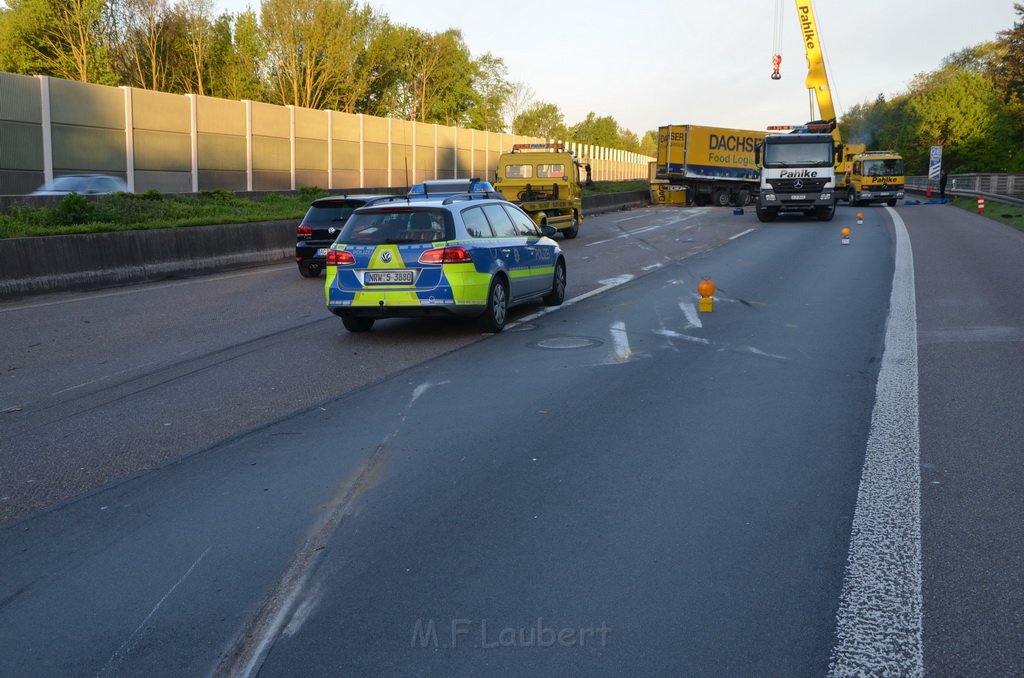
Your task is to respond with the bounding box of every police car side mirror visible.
[540,224,557,238]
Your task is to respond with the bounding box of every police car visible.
[324,196,566,332]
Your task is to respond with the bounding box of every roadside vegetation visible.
[948,196,1024,231]
[0,182,647,239]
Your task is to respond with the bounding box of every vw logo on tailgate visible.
[380,251,393,264]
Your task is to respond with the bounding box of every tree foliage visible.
[841,11,1024,175]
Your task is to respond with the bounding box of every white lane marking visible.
[97,546,212,677]
[642,263,664,272]
[829,207,922,676]
[679,302,702,329]
[610,321,632,361]
[729,228,756,240]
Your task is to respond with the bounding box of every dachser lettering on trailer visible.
[780,169,819,178]
[709,134,760,153]
[659,131,686,144]
[798,6,816,50]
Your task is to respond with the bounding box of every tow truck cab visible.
[493,143,584,238]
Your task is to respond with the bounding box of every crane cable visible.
[771,0,784,79]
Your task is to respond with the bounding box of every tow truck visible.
[492,143,584,238]
[843,150,905,206]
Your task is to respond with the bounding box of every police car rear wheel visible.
[480,278,508,333]
[341,314,374,332]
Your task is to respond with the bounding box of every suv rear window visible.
[303,201,363,225]
[338,208,454,244]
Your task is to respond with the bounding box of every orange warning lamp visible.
[697,278,715,313]
[841,227,851,237]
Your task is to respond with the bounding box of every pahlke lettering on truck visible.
[779,170,819,178]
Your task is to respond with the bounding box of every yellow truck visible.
[655,124,766,206]
[842,150,905,206]
[493,143,584,238]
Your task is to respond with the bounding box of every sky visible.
[213,0,1021,135]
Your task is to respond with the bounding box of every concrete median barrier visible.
[0,191,651,298]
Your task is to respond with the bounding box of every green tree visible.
[109,0,176,91]
[512,102,567,139]
[261,0,373,110]
[215,9,265,101]
[569,112,620,148]
[992,3,1024,169]
[900,66,1010,172]
[465,52,512,132]
[0,0,116,83]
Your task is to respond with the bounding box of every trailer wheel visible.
[737,187,752,206]
[713,189,731,207]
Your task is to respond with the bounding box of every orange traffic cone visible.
[926,185,932,198]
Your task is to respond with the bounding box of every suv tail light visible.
[419,247,473,264]
[297,224,313,236]
[327,249,355,266]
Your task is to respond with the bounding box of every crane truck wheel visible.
[815,205,836,221]
[756,205,777,222]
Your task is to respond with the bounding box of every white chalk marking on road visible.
[729,228,756,240]
[642,262,664,272]
[653,329,711,345]
[97,546,212,677]
[679,302,702,329]
[586,212,702,246]
[614,213,649,223]
[610,321,632,362]
[829,206,922,677]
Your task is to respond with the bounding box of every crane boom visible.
[795,0,840,146]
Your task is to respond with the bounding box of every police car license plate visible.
[365,270,414,285]
[316,248,329,257]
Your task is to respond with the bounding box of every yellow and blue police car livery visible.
[324,199,565,332]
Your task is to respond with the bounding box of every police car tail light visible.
[296,224,313,236]
[419,247,472,264]
[326,250,355,266]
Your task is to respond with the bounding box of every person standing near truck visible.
[940,168,949,199]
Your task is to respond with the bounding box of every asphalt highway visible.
[0,202,1021,676]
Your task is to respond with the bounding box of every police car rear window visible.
[338,209,454,244]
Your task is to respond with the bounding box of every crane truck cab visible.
[754,122,840,222]
[843,150,905,206]
[493,143,584,238]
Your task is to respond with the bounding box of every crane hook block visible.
[771,53,782,80]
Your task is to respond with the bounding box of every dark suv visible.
[295,195,399,277]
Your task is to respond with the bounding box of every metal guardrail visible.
[906,173,1024,206]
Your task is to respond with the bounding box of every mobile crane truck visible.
[493,143,583,238]
[754,121,840,222]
